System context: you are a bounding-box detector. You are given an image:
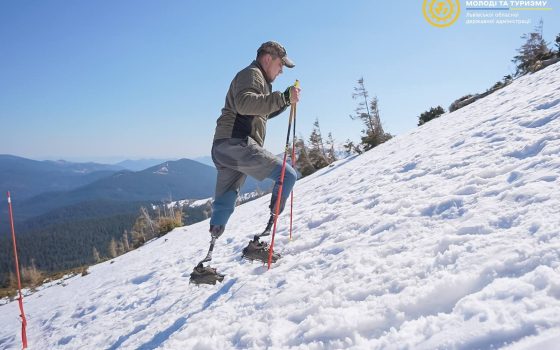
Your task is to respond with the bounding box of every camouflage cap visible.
[257,41,295,68]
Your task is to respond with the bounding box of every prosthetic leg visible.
[190,227,225,285]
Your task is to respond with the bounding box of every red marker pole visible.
[7,192,28,349]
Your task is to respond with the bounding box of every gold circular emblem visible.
[423,0,461,28]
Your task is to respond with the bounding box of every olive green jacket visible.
[213,60,288,146]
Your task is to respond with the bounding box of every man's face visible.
[264,55,283,82]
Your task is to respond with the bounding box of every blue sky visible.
[1,1,558,163]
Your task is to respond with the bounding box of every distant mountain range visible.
[0,154,124,201]
[14,159,217,220]
[0,154,271,225]
[0,154,272,284]
[115,158,176,172]
[114,157,215,171]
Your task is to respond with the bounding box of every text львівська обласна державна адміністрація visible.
[465,1,548,6]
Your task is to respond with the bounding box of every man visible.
[191,41,300,284]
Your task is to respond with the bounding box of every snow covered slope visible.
[1,63,560,349]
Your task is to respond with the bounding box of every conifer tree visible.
[308,118,329,169]
[418,106,446,126]
[92,247,101,263]
[343,139,362,156]
[294,136,316,177]
[362,96,392,151]
[350,78,392,151]
[131,230,145,249]
[326,132,337,164]
[122,230,130,252]
[512,19,553,75]
[108,238,117,259]
[131,206,156,247]
[351,77,375,136]
[116,240,125,256]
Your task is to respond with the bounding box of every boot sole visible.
[190,273,225,285]
[242,249,281,264]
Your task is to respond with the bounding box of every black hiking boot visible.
[242,238,281,264]
[189,263,225,285]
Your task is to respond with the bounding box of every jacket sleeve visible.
[268,104,288,119]
[234,68,287,116]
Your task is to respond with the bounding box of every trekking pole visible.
[268,80,299,270]
[289,102,297,241]
[7,192,28,349]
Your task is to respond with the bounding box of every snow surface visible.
[154,165,169,175]
[1,64,560,349]
[157,198,212,210]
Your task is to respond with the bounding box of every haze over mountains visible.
[13,159,216,221]
[0,154,124,201]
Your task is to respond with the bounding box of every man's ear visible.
[262,54,272,65]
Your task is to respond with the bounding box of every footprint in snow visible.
[534,98,560,110]
[519,112,559,128]
[506,137,551,159]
